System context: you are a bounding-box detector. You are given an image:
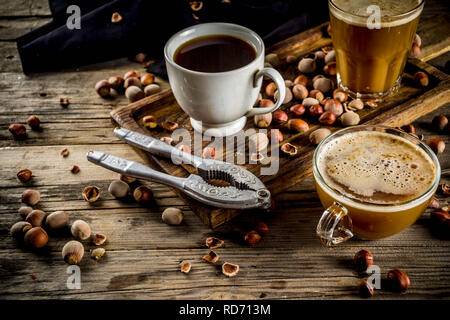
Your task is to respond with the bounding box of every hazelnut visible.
[108,180,130,198]
[62,240,84,265]
[353,249,374,273]
[324,99,343,116]
[254,92,263,106]
[249,133,269,153]
[287,119,309,133]
[178,144,191,154]
[309,104,324,117]
[21,189,40,206]
[9,123,26,138]
[292,84,308,100]
[413,71,429,87]
[440,184,450,196]
[414,33,422,47]
[190,1,203,11]
[92,233,107,246]
[309,89,324,102]
[400,124,415,134]
[430,209,450,234]
[333,89,348,103]
[10,221,32,239]
[108,76,124,91]
[133,185,153,204]
[264,53,280,67]
[323,62,337,76]
[290,104,306,117]
[265,82,277,97]
[124,77,142,89]
[91,248,106,261]
[162,120,179,132]
[60,97,69,107]
[324,50,336,64]
[202,146,216,159]
[272,110,288,123]
[293,74,308,87]
[71,220,91,240]
[347,99,364,111]
[254,113,272,128]
[321,46,334,54]
[386,269,410,292]
[357,280,374,298]
[327,23,332,36]
[274,87,293,104]
[144,84,161,96]
[141,73,155,86]
[82,186,100,202]
[284,80,293,88]
[259,99,274,109]
[180,261,192,274]
[203,251,219,263]
[125,86,145,102]
[312,74,324,83]
[314,50,326,60]
[365,100,378,108]
[206,237,224,249]
[222,262,239,277]
[94,80,111,97]
[340,111,360,126]
[161,207,184,225]
[45,211,69,229]
[111,12,122,23]
[309,128,331,145]
[17,169,32,183]
[61,148,69,157]
[124,70,141,80]
[120,174,136,183]
[426,137,445,155]
[142,115,158,129]
[313,77,333,93]
[25,209,45,227]
[429,197,440,209]
[256,221,269,235]
[18,206,33,219]
[319,111,337,125]
[286,55,297,63]
[409,42,421,58]
[27,115,40,130]
[269,129,283,144]
[280,143,298,156]
[302,97,320,108]
[432,115,448,132]
[70,165,80,174]
[244,230,261,246]
[24,227,48,248]
[298,57,316,73]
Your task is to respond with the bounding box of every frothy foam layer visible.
[318,131,436,205]
[330,0,422,27]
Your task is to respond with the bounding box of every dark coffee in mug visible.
[174,35,256,73]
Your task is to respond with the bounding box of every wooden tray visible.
[111,22,450,228]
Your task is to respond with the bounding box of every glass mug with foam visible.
[314,125,440,245]
[329,0,424,100]
[164,23,285,137]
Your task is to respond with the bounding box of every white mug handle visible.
[245,67,286,117]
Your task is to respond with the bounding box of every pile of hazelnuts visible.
[94,70,161,103]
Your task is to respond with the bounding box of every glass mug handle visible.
[316,202,354,246]
[245,67,286,117]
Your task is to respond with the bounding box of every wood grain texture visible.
[0,1,449,300]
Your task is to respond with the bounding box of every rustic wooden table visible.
[0,1,449,300]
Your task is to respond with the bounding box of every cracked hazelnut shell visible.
[206,237,224,249]
[280,143,298,156]
[203,251,219,263]
[180,261,192,274]
[82,186,100,202]
[92,233,107,246]
[91,248,106,261]
[222,262,239,277]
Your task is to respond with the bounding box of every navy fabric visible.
[17,0,328,75]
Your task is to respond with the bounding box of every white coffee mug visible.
[164,22,285,137]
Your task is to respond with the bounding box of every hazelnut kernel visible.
[82,185,101,202]
[290,104,306,117]
[309,104,324,117]
[318,111,337,125]
[162,120,179,132]
[413,71,429,87]
[386,269,410,292]
[142,115,158,129]
[108,76,124,90]
[24,227,48,248]
[256,221,269,235]
[309,128,331,145]
[354,249,374,273]
[9,123,26,138]
[10,221,32,239]
[347,99,364,111]
[62,240,84,265]
[92,233,107,246]
[133,185,153,204]
[91,248,106,261]
[432,115,448,132]
[61,148,69,157]
[108,180,130,198]
[94,80,111,97]
[180,261,192,274]
[357,280,374,298]
[71,220,91,240]
[244,230,261,246]
[141,73,155,86]
[203,251,219,263]
[144,84,161,96]
[272,110,288,123]
[70,165,80,174]
[21,189,40,206]
[161,207,184,225]
[222,262,239,277]
[426,137,445,155]
[27,115,41,130]
[124,70,141,80]
[206,237,224,249]
[287,119,309,133]
[111,12,122,23]
[45,211,69,229]
[17,169,32,183]
[321,46,334,54]
[365,100,378,108]
[280,143,298,156]
[292,84,309,100]
[125,86,145,102]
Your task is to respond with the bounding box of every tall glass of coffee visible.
[329,0,424,100]
[314,125,440,245]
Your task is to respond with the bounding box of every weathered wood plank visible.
[0,0,50,17]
